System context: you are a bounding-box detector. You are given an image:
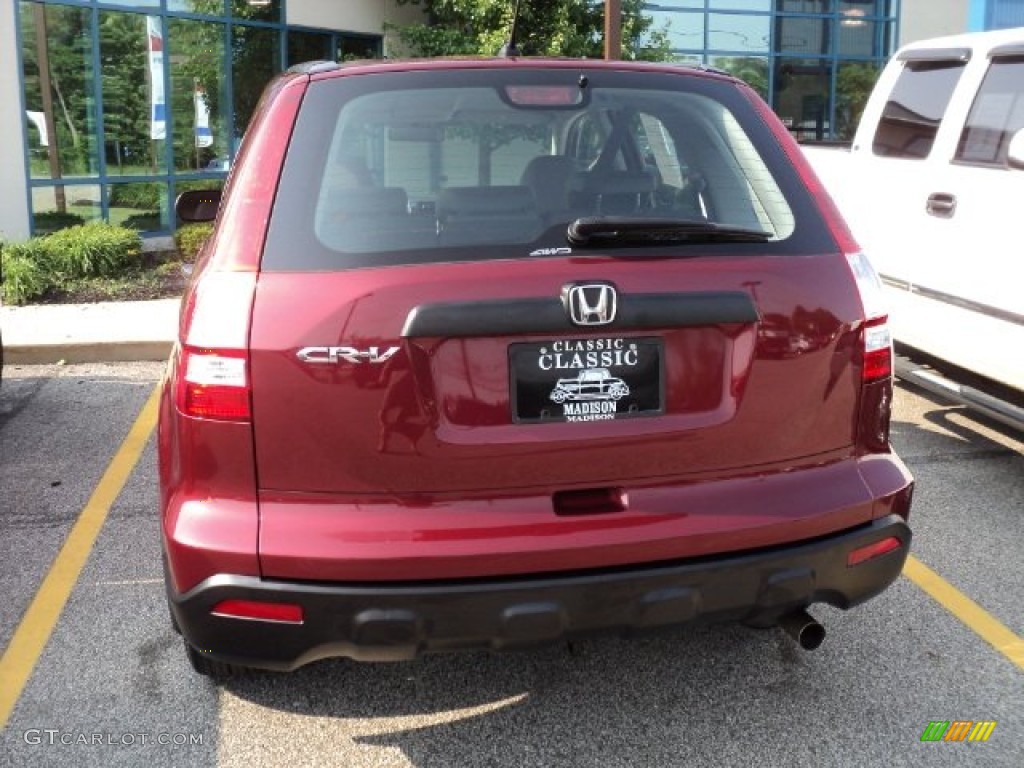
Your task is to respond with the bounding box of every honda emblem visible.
[563,282,618,326]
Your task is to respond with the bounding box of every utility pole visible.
[605,0,622,60]
[32,3,65,213]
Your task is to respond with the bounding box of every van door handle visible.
[926,192,957,218]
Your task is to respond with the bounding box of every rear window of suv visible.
[263,66,833,271]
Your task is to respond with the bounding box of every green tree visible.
[392,0,671,61]
[98,13,151,173]
[836,62,880,141]
[711,57,769,100]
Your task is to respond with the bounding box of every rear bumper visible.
[168,513,911,670]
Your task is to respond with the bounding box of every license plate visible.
[510,337,664,423]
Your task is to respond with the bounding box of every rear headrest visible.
[328,186,408,216]
[573,169,658,196]
[520,156,575,209]
[437,186,536,217]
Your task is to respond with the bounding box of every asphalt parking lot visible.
[0,361,1021,768]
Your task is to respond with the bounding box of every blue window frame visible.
[644,1,899,141]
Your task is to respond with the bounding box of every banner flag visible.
[146,16,166,141]
[194,83,213,148]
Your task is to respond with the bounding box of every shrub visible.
[174,223,214,262]
[122,212,163,232]
[109,182,162,209]
[45,222,143,278]
[1,242,51,305]
[33,210,87,234]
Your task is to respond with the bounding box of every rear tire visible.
[184,639,248,679]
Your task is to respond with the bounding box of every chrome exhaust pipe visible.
[779,610,826,651]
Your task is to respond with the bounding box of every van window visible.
[872,60,966,159]
[956,56,1024,166]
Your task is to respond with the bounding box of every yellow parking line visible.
[0,383,161,730]
[904,555,1024,672]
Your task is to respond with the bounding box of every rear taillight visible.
[176,271,257,421]
[862,318,893,384]
[847,536,902,567]
[177,348,250,421]
[847,252,892,384]
[845,252,893,449]
[210,599,303,624]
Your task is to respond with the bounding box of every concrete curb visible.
[1,297,180,367]
[5,341,173,366]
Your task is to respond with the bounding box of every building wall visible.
[987,0,1024,27]
[0,1,30,241]
[899,0,970,44]
[289,0,421,40]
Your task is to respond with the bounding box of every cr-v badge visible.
[297,346,400,364]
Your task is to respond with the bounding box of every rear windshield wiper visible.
[567,216,773,247]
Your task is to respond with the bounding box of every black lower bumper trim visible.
[168,515,910,670]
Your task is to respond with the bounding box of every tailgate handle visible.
[925,192,957,218]
[553,487,628,516]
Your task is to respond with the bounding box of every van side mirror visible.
[1008,128,1024,170]
[175,189,222,222]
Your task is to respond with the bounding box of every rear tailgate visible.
[249,252,863,494]
[247,61,876,581]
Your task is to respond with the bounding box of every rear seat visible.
[317,186,437,252]
[437,185,543,246]
[570,169,659,215]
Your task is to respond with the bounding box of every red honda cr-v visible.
[161,56,914,677]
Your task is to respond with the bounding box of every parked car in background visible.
[162,55,914,677]
[205,156,231,171]
[804,28,1024,428]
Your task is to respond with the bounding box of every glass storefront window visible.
[711,55,769,99]
[231,0,281,23]
[21,2,98,183]
[17,2,381,235]
[710,1,772,10]
[648,10,704,52]
[107,182,168,231]
[835,60,880,139]
[673,53,705,66]
[104,0,160,8]
[232,25,280,145]
[168,1,226,15]
[838,1,889,14]
[100,11,167,176]
[774,58,831,142]
[708,13,770,52]
[32,185,103,234]
[339,35,382,61]
[838,17,883,57]
[168,18,227,173]
[777,1,833,11]
[288,30,331,66]
[775,15,829,55]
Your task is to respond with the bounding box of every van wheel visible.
[184,639,248,679]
